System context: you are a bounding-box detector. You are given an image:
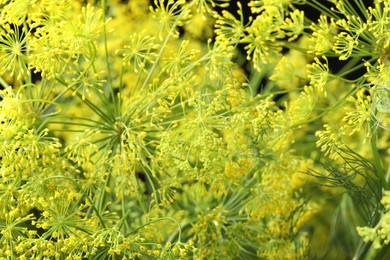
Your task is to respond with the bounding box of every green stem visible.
[139,31,171,90]
[138,5,189,91]
[354,122,390,259]
[0,76,10,88]
[98,170,111,214]
[307,0,340,19]
[370,118,388,190]
[125,217,181,242]
[374,244,390,260]
[101,0,117,116]
[353,240,373,260]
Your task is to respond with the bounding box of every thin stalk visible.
[98,168,112,214]
[126,217,182,243]
[50,129,89,133]
[140,163,159,205]
[75,93,114,124]
[51,115,105,125]
[293,84,361,127]
[139,9,187,91]
[118,64,124,113]
[120,196,130,233]
[0,76,10,88]
[249,68,264,96]
[369,118,388,190]
[55,77,113,124]
[353,240,373,260]
[130,67,143,97]
[101,0,117,117]
[336,57,373,78]
[140,32,171,90]
[374,245,390,260]
[307,0,340,19]
[47,121,96,128]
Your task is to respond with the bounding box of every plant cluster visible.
[0,0,389,259]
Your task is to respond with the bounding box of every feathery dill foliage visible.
[0,0,389,259]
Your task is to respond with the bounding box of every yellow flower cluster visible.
[0,0,389,259]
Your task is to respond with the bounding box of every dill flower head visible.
[65,67,106,100]
[116,32,160,73]
[0,0,37,26]
[281,9,305,42]
[308,15,337,55]
[204,39,235,84]
[333,31,359,60]
[64,129,100,167]
[214,2,247,44]
[307,56,330,95]
[0,25,29,80]
[315,124,346,160]
[191,0,229,17]
[28,3,104,79]
[248,0,293,14]
[0,87,34,140]
[77,4,104,44]
[242,5,286,71]
[163,40,199,75]
[342,89,372,136]
[149,0,191,39]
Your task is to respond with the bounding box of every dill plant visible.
[0,0,389,259]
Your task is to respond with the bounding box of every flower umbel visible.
[0,25,29,80]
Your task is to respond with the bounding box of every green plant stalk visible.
[139,8,187,91]
[0,76,10,88]
[370,118,388,190]
[353,239,372,260]
[375,245,390,260]
[101,0,117,117]
[354,119,389,259]
[125,217,182,242]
